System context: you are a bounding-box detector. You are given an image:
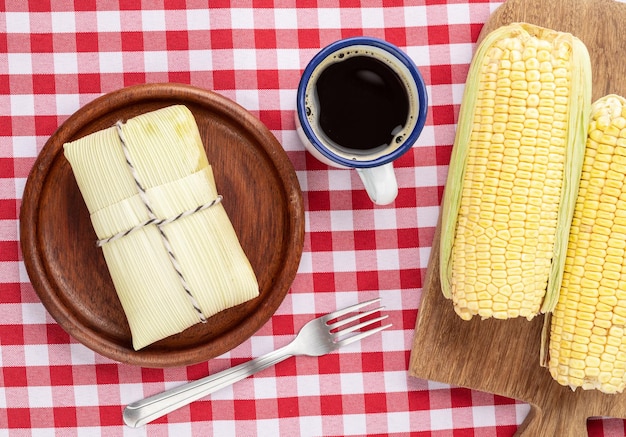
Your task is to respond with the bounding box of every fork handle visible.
[123,344,294,428]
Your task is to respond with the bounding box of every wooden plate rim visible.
[20,83,305,367]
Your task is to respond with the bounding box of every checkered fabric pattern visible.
[1,0,625,436]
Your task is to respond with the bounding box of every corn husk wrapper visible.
[64,105,259,350]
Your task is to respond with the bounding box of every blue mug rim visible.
[296,36,428,169]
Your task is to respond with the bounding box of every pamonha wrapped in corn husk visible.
[64,105,258,350]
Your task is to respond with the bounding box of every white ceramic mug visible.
[295,36,428,205]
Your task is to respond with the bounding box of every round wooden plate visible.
[20,83,305,368]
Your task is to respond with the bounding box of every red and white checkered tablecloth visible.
[2,1,626,436]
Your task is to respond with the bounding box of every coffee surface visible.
[315,55,410,151]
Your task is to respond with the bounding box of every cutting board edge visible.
[408,0,626,433]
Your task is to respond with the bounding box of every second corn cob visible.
[440,23,592,320]
[546,95,626,394]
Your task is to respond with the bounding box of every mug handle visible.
[356,163,398,205]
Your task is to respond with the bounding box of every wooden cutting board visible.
[409,0,626,435]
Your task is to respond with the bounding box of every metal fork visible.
[123,298,391,428]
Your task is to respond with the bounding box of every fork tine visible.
[322,297,381,322]
[335,323,392,348]
[327,306,384,330]
[333,314,389,337]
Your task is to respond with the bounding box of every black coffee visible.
[314,55,410,151]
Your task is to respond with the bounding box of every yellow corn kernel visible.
[440,23,591,322]
[548,95,626,394]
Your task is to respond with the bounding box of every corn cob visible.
[440,23,591,320]
[546,95,626,394]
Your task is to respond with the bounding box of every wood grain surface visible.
[20,83,305,368]
[408,0,626,435]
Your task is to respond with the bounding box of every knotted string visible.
[96,195,222,247]
[100,120,213,323]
